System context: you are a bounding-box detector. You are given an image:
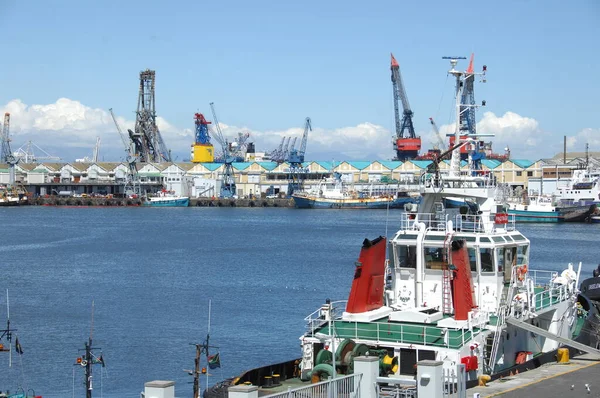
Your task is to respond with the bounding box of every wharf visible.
[469,353,600,397]
[27,196,295,208]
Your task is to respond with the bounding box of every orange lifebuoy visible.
[517,265,528,281]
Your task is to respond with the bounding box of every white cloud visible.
[567,128,600,150]
[0,98,396,162]
[4,98,591,162]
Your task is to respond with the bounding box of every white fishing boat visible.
[143,189,189,207]
[556,166,600,206]
[0,185,27,206]
[293,172,415,209]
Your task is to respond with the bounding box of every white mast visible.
[445,57,466,178]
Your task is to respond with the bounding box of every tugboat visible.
[296,57,599,385]
[205,57,600,397]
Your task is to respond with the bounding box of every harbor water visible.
[0,207,598,398]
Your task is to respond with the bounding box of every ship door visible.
[504,247,517,283]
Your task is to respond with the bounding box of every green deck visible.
[316,318,483,350]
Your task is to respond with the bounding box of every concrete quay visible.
[28,196,295,208]
[468,353,600,397]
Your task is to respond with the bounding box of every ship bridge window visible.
[424,247,445,270]
[468,248,477,272]
[480,248,494,273]
[512,234,526,241]
[395,244,417,269]
[496,247,505,273]
[492,236,505,243]
[480,237,491,243]
[517,245,529,266]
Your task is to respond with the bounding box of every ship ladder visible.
[442,232,454,314]
[487,305,507,373]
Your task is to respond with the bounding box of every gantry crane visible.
[209,102,250,198]
[191,113,214,163]
[1,113,18,186]
[109,108,140,197]
[390,53,421,161]
[128,69,172,163]
[13,141,61,163]
[286,117,311,195]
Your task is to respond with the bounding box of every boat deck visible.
[314,318,484,349]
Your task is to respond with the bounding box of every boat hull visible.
[293,195,414,209]
[591,216,600,224]
[507,209,561,223]
[143,197,190,207]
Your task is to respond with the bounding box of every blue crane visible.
[194,113,212,145]
[390,53,421,161]
[209,102,250,198]
[287,117,311,195]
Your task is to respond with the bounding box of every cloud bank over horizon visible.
[1,98,596,163]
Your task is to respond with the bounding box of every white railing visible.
[262,374,361,398]
[399,212,517,233]
[531,284,570,311]
[377,384,417,398]
[305,301,348,335]
[443,364,466,398]
[527,270,557,287]
[306,317,479,350]
[399,213,448,231]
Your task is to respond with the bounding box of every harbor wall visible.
[27,196,295,208]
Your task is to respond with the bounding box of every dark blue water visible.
[0,207,598,398]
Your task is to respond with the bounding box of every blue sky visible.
[0,0,599,162]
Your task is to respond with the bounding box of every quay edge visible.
[23,197,296,208]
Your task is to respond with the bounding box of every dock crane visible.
[269,137,286,163]
[1,113,17,186]
[191,113,214,163]
[109,108,140,197]
[429,117,446,151]
[13,141,61,163]
[390,53,421,161]
[286,117,311,195]
[209,102,250,198]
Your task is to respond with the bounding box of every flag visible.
[207,352,220,369]
[15,337,23,355]
[93,355,106,367]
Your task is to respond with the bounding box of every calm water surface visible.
[0,207,598,397]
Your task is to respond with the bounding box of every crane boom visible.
[109,108,131,155]
[298,117,311,159]
[390,53,420,161]
[429,117,446,151]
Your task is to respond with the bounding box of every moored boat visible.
[143,190,189,207]
[292,173,415,209]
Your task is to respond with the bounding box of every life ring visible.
[517,265,528,281]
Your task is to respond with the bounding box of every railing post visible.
[354,357,378,398]
[417,360,444,398]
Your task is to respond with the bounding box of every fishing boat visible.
[292,173,415,209]
[143,189,189,207]
[556,166,600,206]
[504,194,562,223]
[0,186,27,207]
[206,57,600,398]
